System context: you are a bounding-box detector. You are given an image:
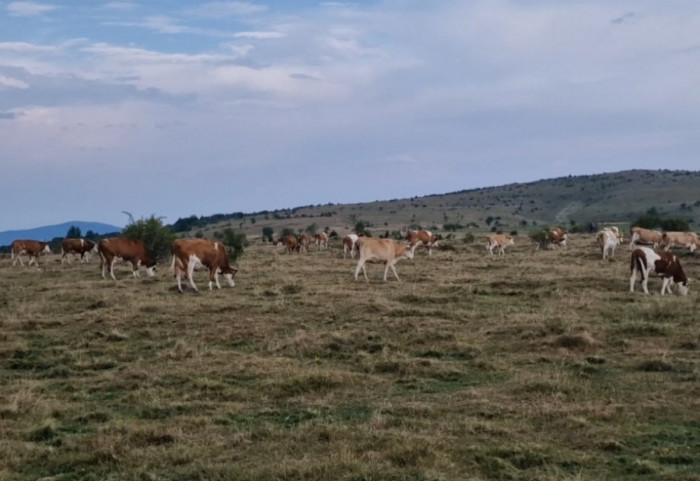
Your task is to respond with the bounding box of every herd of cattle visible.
[7,225,695,295]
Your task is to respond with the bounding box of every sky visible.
[1,1,699,231]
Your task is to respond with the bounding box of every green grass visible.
[1,234,699,480]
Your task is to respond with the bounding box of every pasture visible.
[1,235,699,481]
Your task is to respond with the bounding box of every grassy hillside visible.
[180,169,700,241]
[1,235,699,480]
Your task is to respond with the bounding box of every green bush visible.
[216,228,248,262]
[122,215,176,261]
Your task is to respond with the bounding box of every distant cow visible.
[602,226,624,243]
[171,238,238,292]
[11,239,51,267]
[406,229,439,256]
[342,234,359,259]
[486,234,514,256]
[314,232,329,251]
[661,231,698,253]
[629,227,663,249]
[630,246,689,296]
[297,234,312,253]
[277,235,298,254]
[354,237,414,281]
[98,237,156,280]
[596,229,620,260]
[61,238,97,263]
[548,227,568,247]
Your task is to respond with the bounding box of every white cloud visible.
[234,31,285,40]
[7,1,58,17]
[186,2,268,18]
[0,74,29,89]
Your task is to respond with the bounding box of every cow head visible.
[222,266,238,287]
[145,262,157,277]
[678,279,690,296]
[42,244,51,254]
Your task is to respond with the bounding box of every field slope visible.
[1,234,699,480]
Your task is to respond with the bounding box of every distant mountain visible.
[0,221,122,248]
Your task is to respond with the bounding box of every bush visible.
[216,228,248,262]
[122,215,176,261]
[261,227,274,242]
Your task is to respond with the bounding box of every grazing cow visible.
[596,229,619,260]
[297,234,312,253]
[629,227,663,249]
[354,237,414,281]
[406,229,439,256]
[486,234,514,256]
[277,235,298,254]
[343,234,359,259]
[61,238,97,263]
[171,238,238,292]
[661,231,698,253]
[98,237,156,280]
[630,246,690,295]
[602,226,624,243]
[11,239,51,267]
[548,227,568,247]
[313,232,329,251]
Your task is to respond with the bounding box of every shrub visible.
[122,215,176,261]
[216,228,248,262]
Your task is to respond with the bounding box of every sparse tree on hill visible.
[66,225,82,239]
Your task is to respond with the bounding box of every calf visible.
[354,237,414,281]
[486,234,514,256]
[61,238,97,263]
[171,238,238,292]
[342,234,359,259]
[11,239,51,267]
[630,246,689,295]
[629,226,663,249]
[596,229,619,260]
[406,229,439,256]
[661,231,698,253]
[98,237,156,280]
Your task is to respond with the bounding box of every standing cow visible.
[171,238,238,292]
[630,246,690,296]
[354,238,414,281]
[596,229,620,260]
[11,240,51,267]
[61,238,97,263]
[486,234,514,256]
[406,229,439,256]
[98,237,156,280]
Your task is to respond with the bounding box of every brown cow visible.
[171,238,238,292]
[630,246,690,295]
[406,229,439,256]
[98,237,156,280]
[313,232,329,251]
[629,226,663,249]
[297,234,312,253]
[342,234,359,259]
[276,235,298,254]
[486,234,514,255]
[661,231,698,253]
[11,239,51,267]
[61,238,97,263]
[354,237,414,281]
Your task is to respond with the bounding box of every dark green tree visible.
[262,227,274,242]
[122,215,175,261]
[66,225,82,238]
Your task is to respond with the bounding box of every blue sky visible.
[1,1,699,231]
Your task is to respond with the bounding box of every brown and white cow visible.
[486,234,514,256]
[406,229,439,256]
[354,237,414,281]
[629,226,663,249]
[171,238,238,293]
[661,231,698,253]
[596,229,620,260]
[548,227,568,247]
[313,232,329,251]
[602,226,624,243]
[98,237,156,280]
[630,246,690,296]
[11,239,51,267]
[342,234,359,259]
[276,235,298,254]
[297,234,312,253]
[61,238,97,263]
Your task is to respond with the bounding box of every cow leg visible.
[629,266,638,293]
[109,258,118,281]
[187,259,199,292]
[354,259,368,281]
[15,255,24,266]
[641,271,650,295]
[388,261,400,281]
[62,252,69,264]
[661,278,672,295]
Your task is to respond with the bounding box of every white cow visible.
[596,229,620,260]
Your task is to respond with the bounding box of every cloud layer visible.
[1,0,699,230]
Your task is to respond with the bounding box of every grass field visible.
[1,234,699,480]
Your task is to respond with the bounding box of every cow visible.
[276,235,298,254]
[313,232,329,251]
[629,226,663,249]
[630,246,690,296]
[170,238,238,293]
[406,229,439,256]
[486,234,514,256]
[11,239,51,267]
[354,237,414,281]
[98,237,156,280]
[548,227,568,247]
[342,234,359,259]
[297,234,312,253]
[596,229,619,260]
[602,226,624,243]
[61,238,97,263]
[661,231,698,253]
